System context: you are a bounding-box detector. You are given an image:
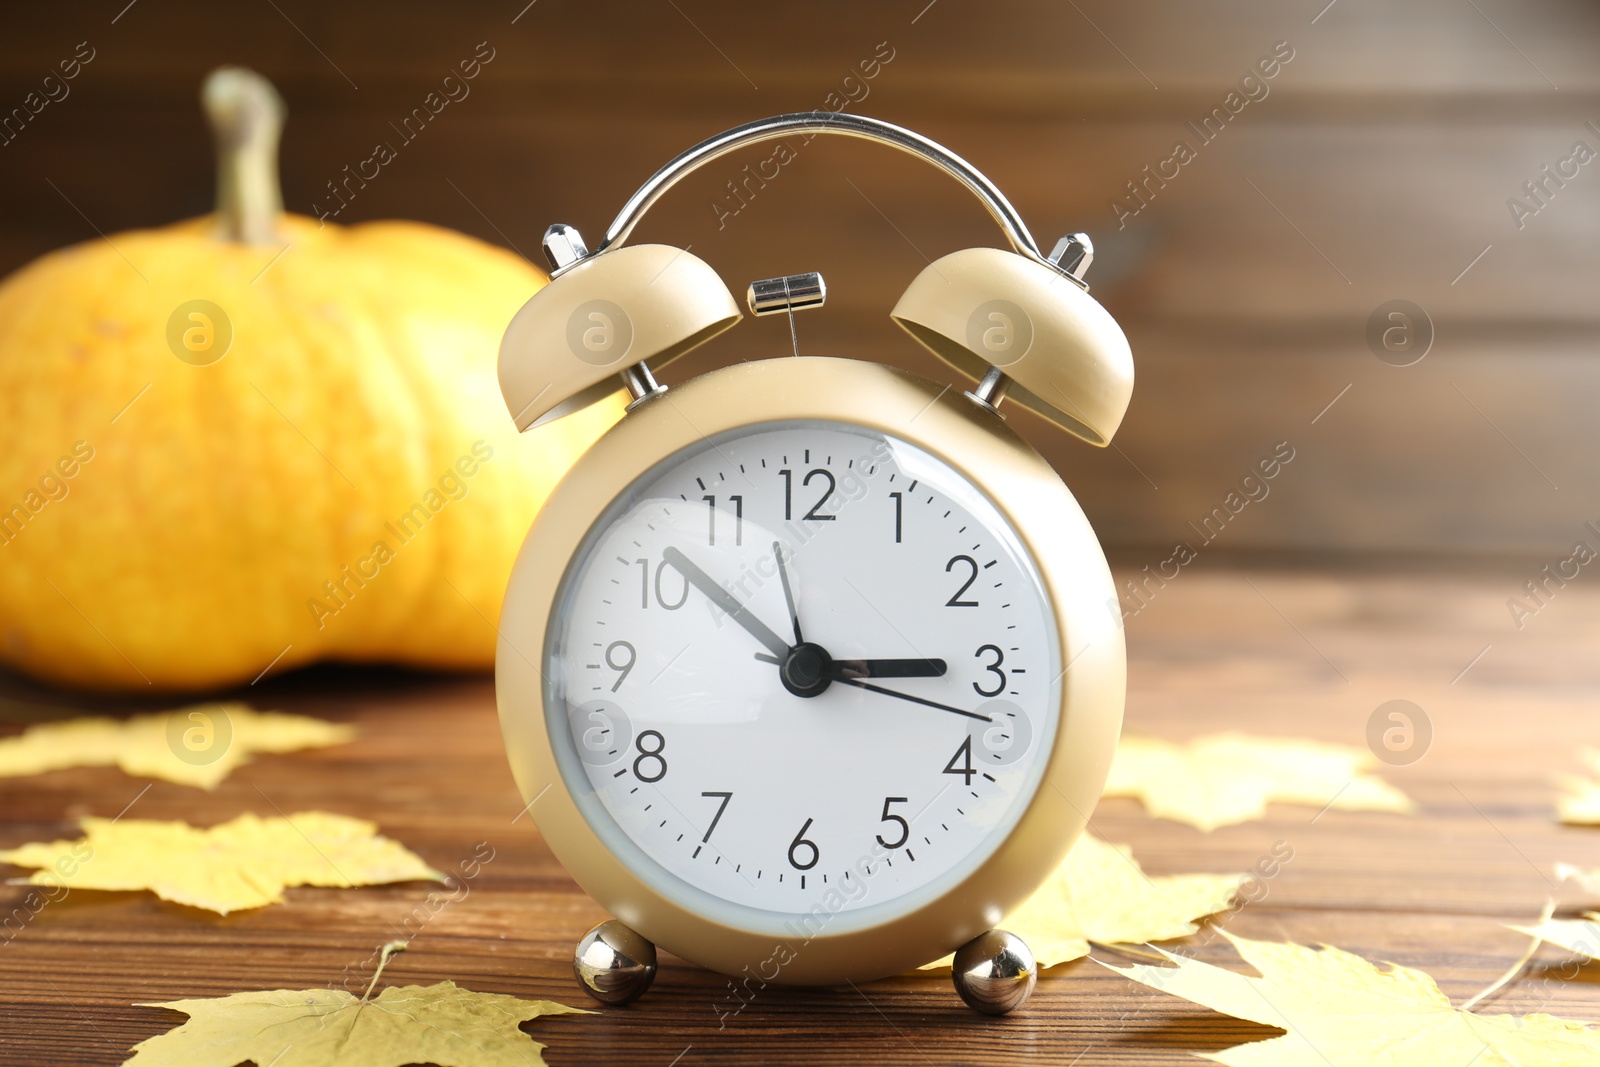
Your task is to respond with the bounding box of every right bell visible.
[890,242,1134,446]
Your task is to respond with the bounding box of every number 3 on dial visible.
[973,643,1006,697]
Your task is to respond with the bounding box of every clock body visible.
[496,355,1124,985]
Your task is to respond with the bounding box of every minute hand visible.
[661,546,790,659]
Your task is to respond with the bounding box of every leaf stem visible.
[362,940,409,1001]
[1092,942,1172,962]
[1461,898,1555,1011]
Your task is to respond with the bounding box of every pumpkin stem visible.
[202,67,285,245]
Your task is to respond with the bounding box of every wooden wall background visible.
[2,0,1597,558]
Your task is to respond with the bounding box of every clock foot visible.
[574,919,658,1005]
[950,929,1036,1015]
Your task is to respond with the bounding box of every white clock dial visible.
[545,420,1060,933]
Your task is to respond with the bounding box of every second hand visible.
[835,676,992,723]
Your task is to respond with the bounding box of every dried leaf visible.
[1104,733,1415,831]
[1511,912,1600,963]
[1556,749,1600,824]
[0,703,353,789]
[1104,930,1600,1065]
[124,980,587,1066]
[1555,862,1600,896]
[922,833,1245,971]
[1,811,441,914]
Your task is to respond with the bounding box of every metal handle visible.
[598,112,1050,266]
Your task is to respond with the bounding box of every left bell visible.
[498,226,743,431]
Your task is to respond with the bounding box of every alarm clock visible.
[494,113,1131,1014]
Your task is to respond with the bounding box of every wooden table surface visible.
[3,559,1599,1066]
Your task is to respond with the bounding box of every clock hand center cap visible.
[780,641,833,699]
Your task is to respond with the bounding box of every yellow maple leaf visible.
[0,703,354,789]
[1555,749,1600,824]
[1,811,442,914]
[1104,733,1415,831]
[922,833,1245,971]
[123,943,590,1067]
[1103,930,1600,1065]
[1511,911,1600,962]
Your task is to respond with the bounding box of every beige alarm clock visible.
[494,113,1131,1015]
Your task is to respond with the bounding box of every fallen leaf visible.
[1512,912,1600,962]
[0,703,354,789]
[1103,930,1600,1065]
[1556,862,1600,897]
[922,833,1245,971]
[1104,733,1415,831]
[1556,749,1600,824]
[1,811,442,914]
[124,942,589,1067]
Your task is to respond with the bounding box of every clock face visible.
[544,420,1060,934]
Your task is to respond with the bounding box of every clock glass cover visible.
[545,420,1061,935]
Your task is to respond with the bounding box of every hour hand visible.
[750,654,948,679]
[830,658,947,680]
[661,546,790,659]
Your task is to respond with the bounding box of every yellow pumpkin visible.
[0,68,619,692]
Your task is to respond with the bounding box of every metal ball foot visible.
[574,919,657,1005]
[951,929,1036,1015]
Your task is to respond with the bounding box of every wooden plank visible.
[4,563,1600,1063]
[4,0,1599,100]
[1047,325,1600,557]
